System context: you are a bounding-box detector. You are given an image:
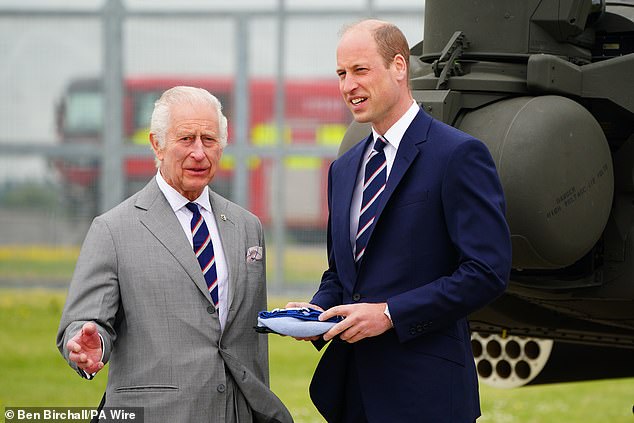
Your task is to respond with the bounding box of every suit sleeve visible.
[390,139,512,342]
[56,216,120,376]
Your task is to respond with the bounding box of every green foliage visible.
[0,244,327,287]
[0,182,61,211]
[0,246,79,286]
[1,290,633,423]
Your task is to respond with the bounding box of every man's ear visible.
[149,133,163,162]
[392,54,408,82]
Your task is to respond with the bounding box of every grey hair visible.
[150,86,228,150]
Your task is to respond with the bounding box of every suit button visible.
[409,327,417,336]
[217,384,226,393]
[352,293,361,302]
[207,306,216,314]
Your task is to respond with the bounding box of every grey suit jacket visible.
[57,178,292,423]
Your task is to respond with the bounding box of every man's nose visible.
[341,76,357,94]
[190,136,205,159]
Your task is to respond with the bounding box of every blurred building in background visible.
[0,0,425,293]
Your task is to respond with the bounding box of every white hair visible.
[150,86,228,150]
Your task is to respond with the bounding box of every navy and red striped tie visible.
[355,136,388,265]
[186,202,219,308]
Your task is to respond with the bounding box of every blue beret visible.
[255,307,341,337]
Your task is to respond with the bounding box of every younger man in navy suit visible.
[288,19,511,423]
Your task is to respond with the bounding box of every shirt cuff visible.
[384,303,393,327]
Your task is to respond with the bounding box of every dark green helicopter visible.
[340,0,634,388]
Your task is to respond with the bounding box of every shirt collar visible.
[155,171,211,214]
[371,100,419,149]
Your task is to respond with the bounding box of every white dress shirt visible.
[349,100,420,254]
[156,171,229,330]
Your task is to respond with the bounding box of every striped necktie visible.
[185,202,219,308]
[355,136,388,264]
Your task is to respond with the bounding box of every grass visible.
[478,378,634,423]
[0,290,108,414]
[1,290,633,423]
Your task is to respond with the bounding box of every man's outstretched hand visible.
[66,322,104,374]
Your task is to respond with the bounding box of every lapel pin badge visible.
[220,214,227,221]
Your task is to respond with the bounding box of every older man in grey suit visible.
[57,86,293,423]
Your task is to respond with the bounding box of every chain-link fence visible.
[0,0,425,294]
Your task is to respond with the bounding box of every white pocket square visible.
[246,246,263,262]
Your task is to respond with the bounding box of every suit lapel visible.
[208,192,239,317]
[363,109,431,257]
[136,179,213,304]
[331,135,372,284]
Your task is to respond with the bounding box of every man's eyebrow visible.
[174,129,217,136]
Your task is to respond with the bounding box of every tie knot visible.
[373,136,388,153]
[185,202,200,215]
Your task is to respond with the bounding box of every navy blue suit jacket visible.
[310,108,512,422]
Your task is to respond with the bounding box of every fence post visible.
[100,0,125,214]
